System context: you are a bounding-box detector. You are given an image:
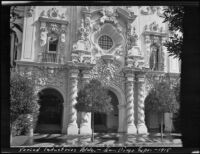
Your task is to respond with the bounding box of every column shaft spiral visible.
[125,74,137,134]
[69,77,78,124]
[126,81,134,126]
[137,75,148,134]
[138,81,145,124]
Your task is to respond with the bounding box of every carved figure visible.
[47,8,59,18]
[149,22,159,31]
[61,33,65,42]
[72,53,80,63]
[149,45,158,70]
[82,56,91,64]
[40,31,48,46]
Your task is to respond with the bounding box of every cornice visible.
[38,17,69,25]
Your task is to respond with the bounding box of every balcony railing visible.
[41,52,59,63]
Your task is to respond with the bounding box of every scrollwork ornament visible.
[47,8,59,18]
[89,59,124,91]
[32,66,65,90]
[40,22,48,47]
[145,35,151,44]
[50,23,59,33]
[26,6,35,17]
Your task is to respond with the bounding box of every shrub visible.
[10,70,40,136]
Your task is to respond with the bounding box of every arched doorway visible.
[94,90,119,133]
[35,88,64,133]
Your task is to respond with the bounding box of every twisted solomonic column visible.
[125,73,137,134]
[136,73,148,134]
[67,69,79,134]
[80,70,92,134]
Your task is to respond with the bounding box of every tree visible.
[145,81,179,141]
[75,79,112,142]
[172,82,181,132]
[163,6,184,60]
[10,70,40,139]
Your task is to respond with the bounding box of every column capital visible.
[136,71,146,82]
[125,73,135,83]
[136,75,145,82]
[69,69,79,78]
[81,69,91,79]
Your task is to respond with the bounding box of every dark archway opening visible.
[35,88,63,133]
[94,90,119,133]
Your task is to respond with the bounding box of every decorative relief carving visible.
[26,6,35,17]
[142,21,167,70]
[31,66,65,90]
[17,65,66,94]
[91,23,125,61]
[100,7,118,25]
[144,21,164,33]
[40,22,48,47]
[127,26,139,50]
[71,18,92,64]
[126,24,144,69]
[143,34,165,70]
[38,8,69,63]
[40,7,67,21]
[89,58,125,92]
[140,6,164,17]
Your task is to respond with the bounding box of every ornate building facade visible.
[14,6,180,134]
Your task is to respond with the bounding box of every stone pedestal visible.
[136,73,148,134]
[62,104,68,134]
[125,73,137,134]
[80,112,92,134]
[79,70,92,134]
[67,124,79,135]
[67,69,79,134]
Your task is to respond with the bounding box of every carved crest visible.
[89,58,124,89]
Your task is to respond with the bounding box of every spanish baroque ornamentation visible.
[33,66,65,90]
[140,6,164,17]
[91,22,125,60]
[89,58,125,92]
[100,7,118,25]
[16,65,66,94]
[126,25,144,69]
[26,6,35,17]
[144,21,164,33]
[38,8,69,63]
[143,21,167,69]
[71,18,92,64]
[40,7,67,20]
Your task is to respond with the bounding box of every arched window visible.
[42,33,59,63]
[47,33,58,53]
[149,45,159,71]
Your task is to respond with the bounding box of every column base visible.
[137,123,148,134]
[80,125,92,135]
[67,124,78,135]
[127,124,137,134]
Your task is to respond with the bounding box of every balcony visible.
[41,52,60,63]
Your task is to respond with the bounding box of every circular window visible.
[98,35,113,50]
